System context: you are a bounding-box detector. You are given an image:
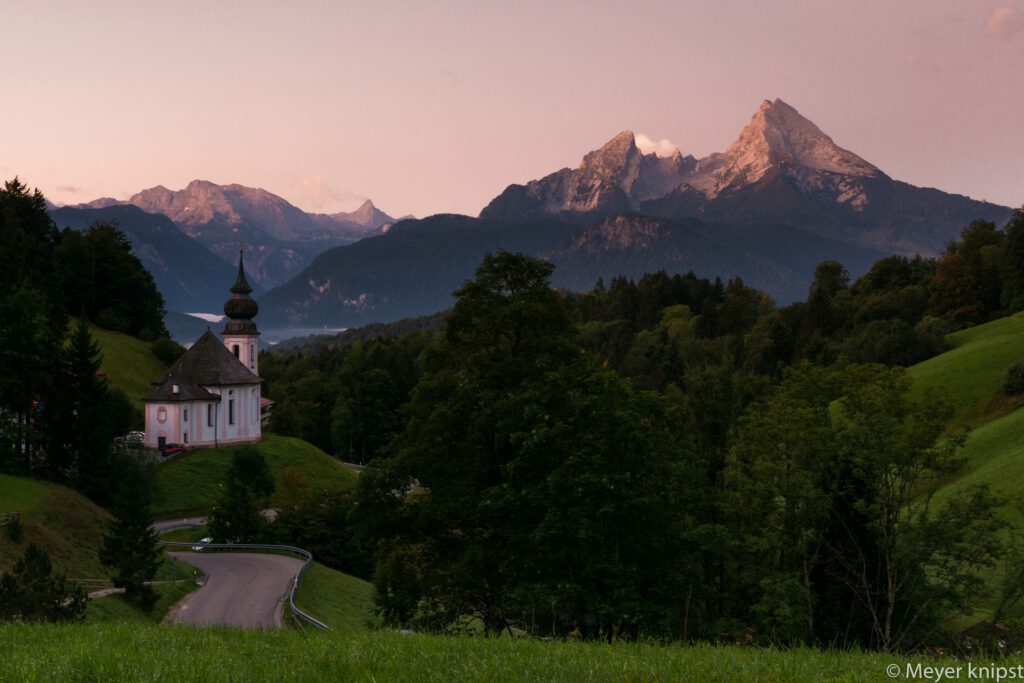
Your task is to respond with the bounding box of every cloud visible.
[986,7,1024,40]
[440,67,461,84]
[300,175,366,211]
[55,184,86,194]
[634,133,679,158]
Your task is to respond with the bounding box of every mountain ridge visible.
[77,181,396,288]
[481,99,1011,255]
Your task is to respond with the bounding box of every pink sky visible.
[2,0,1023,218]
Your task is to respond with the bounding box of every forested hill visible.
[50,204,251,313]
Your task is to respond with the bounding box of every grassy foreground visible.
[0,624,959,682]
[151,434,358,517]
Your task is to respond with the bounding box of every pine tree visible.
[99,464,161,611]
[207,448,274,543]
[41,320,117,499]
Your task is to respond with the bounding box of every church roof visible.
[143,382,221,403]
[142,330,261,403]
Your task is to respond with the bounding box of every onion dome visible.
[223,249,260,334]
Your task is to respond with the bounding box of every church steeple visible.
[222,248,260,373]
[230,248,253,295]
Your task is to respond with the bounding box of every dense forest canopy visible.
[263,208,1024,650]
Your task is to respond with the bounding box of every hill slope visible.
[908,313,1024,619]
[90,325,169,408]
[0,474,110,579]
[293,562,379,632]
[908,313,1024,431]
[152,434,357,517]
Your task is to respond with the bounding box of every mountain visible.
[482,99,1011,254]
[49,204,259,312]
[258,215,582,329]
[541,214,885,301]
[257,212,885,329]
[322,199,395,230]
[258,99,1014,330]
[96,181,391,288]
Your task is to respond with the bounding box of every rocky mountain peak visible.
[580,131,639,177]
[718,99,881,184]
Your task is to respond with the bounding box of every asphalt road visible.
[168,552,305,628]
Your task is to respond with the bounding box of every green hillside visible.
[151,434,358,518]
[90,325,169,407]
[907,313,1024,621]
[0,473,111,580]
[908,312,1024,431]
[293,562,379,632]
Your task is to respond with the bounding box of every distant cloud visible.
[634,133,679,158]
[300,175,366,211]
[55,184,85,194]
[986,7,1024,40]
[440,67,461,84]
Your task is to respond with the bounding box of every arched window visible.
[157,407,167,424]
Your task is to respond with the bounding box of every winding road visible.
[167,551,305,628]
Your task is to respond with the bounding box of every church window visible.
[233,344,240,358]
[250,344,254,368]
[228,399,235,425]
[207,404,214,427]
[157,407,167,424]
[183,408,189,422]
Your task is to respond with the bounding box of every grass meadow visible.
[0,623,970,682]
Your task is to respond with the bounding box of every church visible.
[142,251,270,450]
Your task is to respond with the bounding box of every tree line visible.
[0,178,166,504]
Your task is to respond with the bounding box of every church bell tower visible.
[222,248,260,374]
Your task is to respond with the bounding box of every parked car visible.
[160,443,187,457]
[192,537,213,552]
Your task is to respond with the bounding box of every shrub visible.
[4,514,22,543]
[152,337,186,366]
[1004,362,1024,396]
